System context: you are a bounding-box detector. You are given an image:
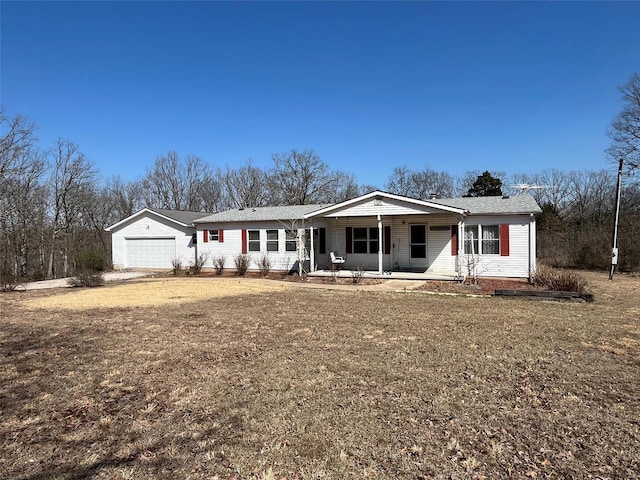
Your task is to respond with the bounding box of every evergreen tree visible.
[464,171,503,197]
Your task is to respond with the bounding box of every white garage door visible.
[125,238,176,268]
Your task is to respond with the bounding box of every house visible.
[106,191,542,279]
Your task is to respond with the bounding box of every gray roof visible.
[430,195,542,215]
[148,208,208,225]
[195,204,332,223]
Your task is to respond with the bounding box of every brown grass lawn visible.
[1,273,639,479]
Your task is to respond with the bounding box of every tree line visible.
[1,73,639,281]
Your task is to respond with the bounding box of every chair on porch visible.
[328,251,346,270]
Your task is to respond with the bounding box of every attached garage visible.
[125,237,176,269]
[106,208,204,270]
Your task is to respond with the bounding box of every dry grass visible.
[1,271,639,479]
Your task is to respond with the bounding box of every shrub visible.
[77,249,106,271]
[213,255,226,275]
[234,254,251,276]
[532,263,588,293]
[257,253,272,276]
[351,265,366,284]
[172,258,183,276]
[68,271,105,288]
[190,253,208,275]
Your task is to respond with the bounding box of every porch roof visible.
[304,190,467,218]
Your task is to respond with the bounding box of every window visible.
[352,227,379,254]
[481,225,500,254]
[369,227,379,254]
[248,230,260,252]
[464,225,499,254]
[464,226,479,255]
[266,229,279,252]
[209,230,219,241]
[353,228,368,253]
[286,230,297,252]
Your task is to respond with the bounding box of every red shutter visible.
[219,229,224,243]
[241,229,247,254]
[451,225,458,255]
[345,227,353,254]
[319,228,326,254]
[500,224,510,256]
[384,226,391,255]
[203,230,208,243]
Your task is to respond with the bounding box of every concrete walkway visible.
[14,271,150,291]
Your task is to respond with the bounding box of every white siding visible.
[110,213,195,269]
[321,213,532,278]
[323,197,450,217]
[461,215,531,278]
[196,221,330,273]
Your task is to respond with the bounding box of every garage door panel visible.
[125,238,176,268]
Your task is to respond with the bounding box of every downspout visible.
[377,214,383,275]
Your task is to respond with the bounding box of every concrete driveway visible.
[14,271,151,291]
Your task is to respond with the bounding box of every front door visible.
[410,224,428,267]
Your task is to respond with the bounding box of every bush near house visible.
[234,254,250,276]
[532,263,588,292]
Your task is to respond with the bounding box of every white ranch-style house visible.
[106,190,542,280]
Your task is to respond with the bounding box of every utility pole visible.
[609,158,624,280]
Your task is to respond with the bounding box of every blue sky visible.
[1,1,638,187]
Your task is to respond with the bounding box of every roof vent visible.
[429,193,437,199]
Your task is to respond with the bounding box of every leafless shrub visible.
[190,253,208,275]
[171,258,183,276]
[234,254,251,276]
[213,255,226,275]
[1,281,20,292]
[68,271,105,288]
[351,265,366,284]
[257,253,272,277]
[533,263,588,292]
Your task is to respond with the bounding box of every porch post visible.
[457,217,464,277]
[377,214,383,275]
[309,225,315,272]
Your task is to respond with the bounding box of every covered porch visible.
[303,191,467,278]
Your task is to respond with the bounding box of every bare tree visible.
[222,160,270,209]
[607,72,640,171]
[327,171,361,203]
[0,111,37,190]
[269,149,338,205]
[385,166,414,196]
[385,166,454,199]
[0,151,47,279]
[105,176,145,223]
[142,151,218,211]
[46,139,98,278]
